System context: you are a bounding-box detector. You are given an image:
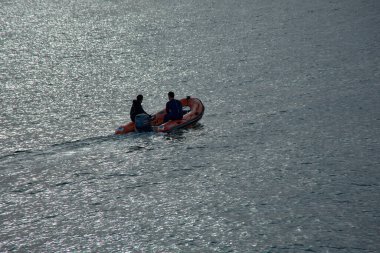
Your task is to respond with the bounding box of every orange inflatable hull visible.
[115,97,204,134]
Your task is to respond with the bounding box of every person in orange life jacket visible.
[163,91,183,123]
[130,94,149,122]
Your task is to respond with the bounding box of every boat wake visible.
[0,134,116,165]
[0,122,205,166]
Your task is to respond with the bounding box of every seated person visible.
[163,91,183,123]
[130,94,148,122]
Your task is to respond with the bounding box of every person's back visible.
[164,91,183,122]
[166,99,183,119]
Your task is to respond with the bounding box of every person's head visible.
[136,94,143,102]
[168,91,175,100]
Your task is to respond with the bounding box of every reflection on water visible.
[1,0,380,252]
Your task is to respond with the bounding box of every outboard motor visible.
[135,114,152,132]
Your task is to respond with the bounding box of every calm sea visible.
[1,0,379,252]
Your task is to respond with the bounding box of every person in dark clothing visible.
[130,94,148,122]
[163,91,183,123]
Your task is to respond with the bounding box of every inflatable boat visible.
[115,96,205,134]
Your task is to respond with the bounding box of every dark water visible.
[1,0,380,252]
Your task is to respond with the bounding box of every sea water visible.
[1,0,379,252]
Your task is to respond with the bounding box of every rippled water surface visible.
[1,0,380,252]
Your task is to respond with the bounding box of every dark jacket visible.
[130,100,147,122]
[165,99,183,120]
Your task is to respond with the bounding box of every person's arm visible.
[141,106,148,115]
[135,103,147,115]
